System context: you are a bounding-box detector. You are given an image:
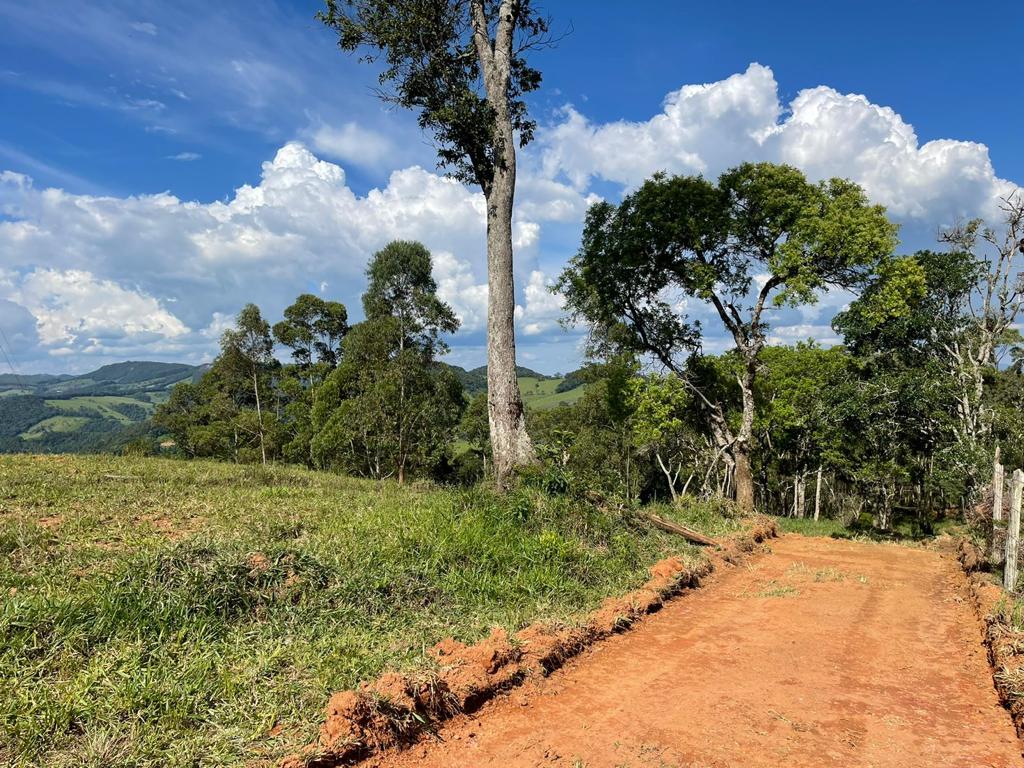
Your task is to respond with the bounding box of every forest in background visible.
[142,164,1024,535]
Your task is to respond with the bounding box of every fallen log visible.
[640,511,718,547]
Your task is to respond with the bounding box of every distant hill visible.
[0,361,207,455]
[441,363,586,409]
[0,373,73,386]
[15,361,208,397]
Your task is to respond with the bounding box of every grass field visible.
[0,388,34,398]
[517,375,586,410]
[20,416,92,441]
[0,454,733,767]
[45,396,157,424]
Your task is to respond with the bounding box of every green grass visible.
[0,388,34,398]
[517,376,586,411]
[20,415,92,440]
[45,396,157,424]
[0,454,716,767]
[775,513,963,542]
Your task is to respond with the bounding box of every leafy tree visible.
[528,357,641,501]
[272,294,350,465]
[272,293,349,370]
[363,241,458,352]
[311,241,464,482]
[318,0,555,487]
[834,249,994,491]
[559,163,897,511]
[755,344,849,517]
[626,374,694,503]
[832,252,981,523]
[154,366,273,463]
[219,304,277,465]
[459,391,492,478]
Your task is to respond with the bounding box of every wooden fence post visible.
[814,465,823,522]
[992,460,1005,562]
[1004,469,1024,591]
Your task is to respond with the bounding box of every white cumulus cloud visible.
[9,268,187,355]
[540,63,1015,226]
[0,142,556,369]
[309,121,398,172]
[1,63,1020,373]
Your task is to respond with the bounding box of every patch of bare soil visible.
[361,536,1021,768]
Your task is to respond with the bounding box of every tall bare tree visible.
[318,0,553,487]
[940,191,1024,450]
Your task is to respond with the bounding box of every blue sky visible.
[1,0,1021,374]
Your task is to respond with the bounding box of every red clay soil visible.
[365,536,1022,768]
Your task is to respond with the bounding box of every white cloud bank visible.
[540,63,1014,223]
[0,143,581,370]
[0,64,1019,372]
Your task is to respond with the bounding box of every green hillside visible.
[517,375,587,409]
[442,363,587,409]
[0,362,203,454]
[0,454,725,767]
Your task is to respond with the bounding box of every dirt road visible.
[371,535,1021,768]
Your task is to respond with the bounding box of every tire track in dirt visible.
[368,536,1022,768]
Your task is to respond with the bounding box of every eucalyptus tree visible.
[272,293,349,370]
[558,163,897,511]
[318,0,555,487]
[272,294,349,464]
[311,241,464,483]
[220,304,277,465]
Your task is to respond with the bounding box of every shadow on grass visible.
[775,514,966,544]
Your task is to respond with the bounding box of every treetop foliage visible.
[273,293,349,368]
[318,0,550,190]
[559,162,898,370]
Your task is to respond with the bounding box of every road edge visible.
[282,517,778,768]
[956,538,1024,737]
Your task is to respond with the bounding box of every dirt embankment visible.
[283,518,778,767]
[957,538,1024,736]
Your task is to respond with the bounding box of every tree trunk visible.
[732,367,756,513]
[483,148,534,490]
[472,0,535,490]
[656,452,678,503]
[252,370,267,466]
[641,511,718,546]
[733,445,754,513]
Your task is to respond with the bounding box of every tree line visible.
[157,0,1022,531]
[155,241,466,482]
[155,160,1023,531]
[552,164,1022,526]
